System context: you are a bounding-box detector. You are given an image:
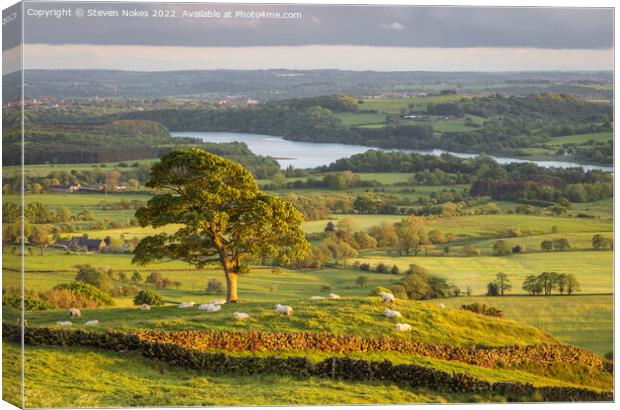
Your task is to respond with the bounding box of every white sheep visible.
[85,320,99,326]
[380,292,395,303]
[383,308,402,319]
[233,312,249,321]
[56,321,72,326]
[198,303,221,313]
[395,323,412,332]
[437,303,446,309]
[140,304,151,311]
[68,308,81,317]
[178,302,195,309]
[309,296,325,301]
[328,293,341,299]
[276,304,293,318]
[210,299,226,305]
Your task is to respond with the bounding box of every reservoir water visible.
[173,131,613,172]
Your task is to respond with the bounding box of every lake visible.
[173,131,613,172]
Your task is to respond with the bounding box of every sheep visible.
[233,312,249,321]
[328,293,341,299]
[85,320,99,326]
[198,303,221,313]
[140,304,151,311]
[210,299,226,305]
[437,303,446,309]
[380,292,395,303]
[275,304,293,318]
[178,302,195,309]
[56,321,72,326]
[395,323,412,332]
[309,296,325,301]
[383,308,402,319]
[68,308,81,317]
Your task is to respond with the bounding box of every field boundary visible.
[5,323,611,402]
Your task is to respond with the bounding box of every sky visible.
[2,2,614,72]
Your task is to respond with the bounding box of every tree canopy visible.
[132,148,309,302]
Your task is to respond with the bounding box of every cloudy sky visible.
[3,2,614,72]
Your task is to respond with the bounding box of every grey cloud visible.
[15,2,613,49]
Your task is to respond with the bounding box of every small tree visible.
[146,272,163,286]
[75,264,112,292]
[117,271,128,282]
[592,234,613,250]
[540,240,553,252]
[390,265,400,275]
[355,275,368,288]
[172,281,182,290]
[566,274,580,295]
[131,271,143,283]
[206,278,224,294]
[486,281,500,296]
[495,272,512,296]
[552,238,570,251]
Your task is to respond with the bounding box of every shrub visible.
[320,284,332,293]
[388,284,407,299]
[463,245,480,257]
[375,263,389,274]
[369,286,392,296]
[358,262,371,272]
[390,265,400,275]
[53,281,115,307]
[2,288,53,311]
[109,285,140,297]
[206,279,224,294]
[133,289,164,306]
[405,264,427,276]
[460,303,503,318]
[43,288,98,309]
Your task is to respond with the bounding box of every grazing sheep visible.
[309,296,325,301]
[275,304,293,318]
[56,321,72,326]
[68,308,81,317]
[178,302,195,309]
[210,299,226,305]
[328,293,341,299]
[437,303,446,309]
[395,323,412,332]
[380,292,395,303]
[140,304,151,311]
[85,320,99,326]
[198,303,221,313]
[233,312,249,321]
[383,308,402,319]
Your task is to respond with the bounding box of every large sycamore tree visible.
[132,148,309,302]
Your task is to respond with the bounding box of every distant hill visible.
[3,69,612,102]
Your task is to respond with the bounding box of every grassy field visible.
[360,95,466,114]
[334,112,386,126]
[432,295,613,355]
[303,213,612,239]
[355,251,613,295]
[547,132,612,146]
[11,297,557,347]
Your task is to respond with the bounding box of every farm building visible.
[54,236,106,252]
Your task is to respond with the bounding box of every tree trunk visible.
[225,271,239,303]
